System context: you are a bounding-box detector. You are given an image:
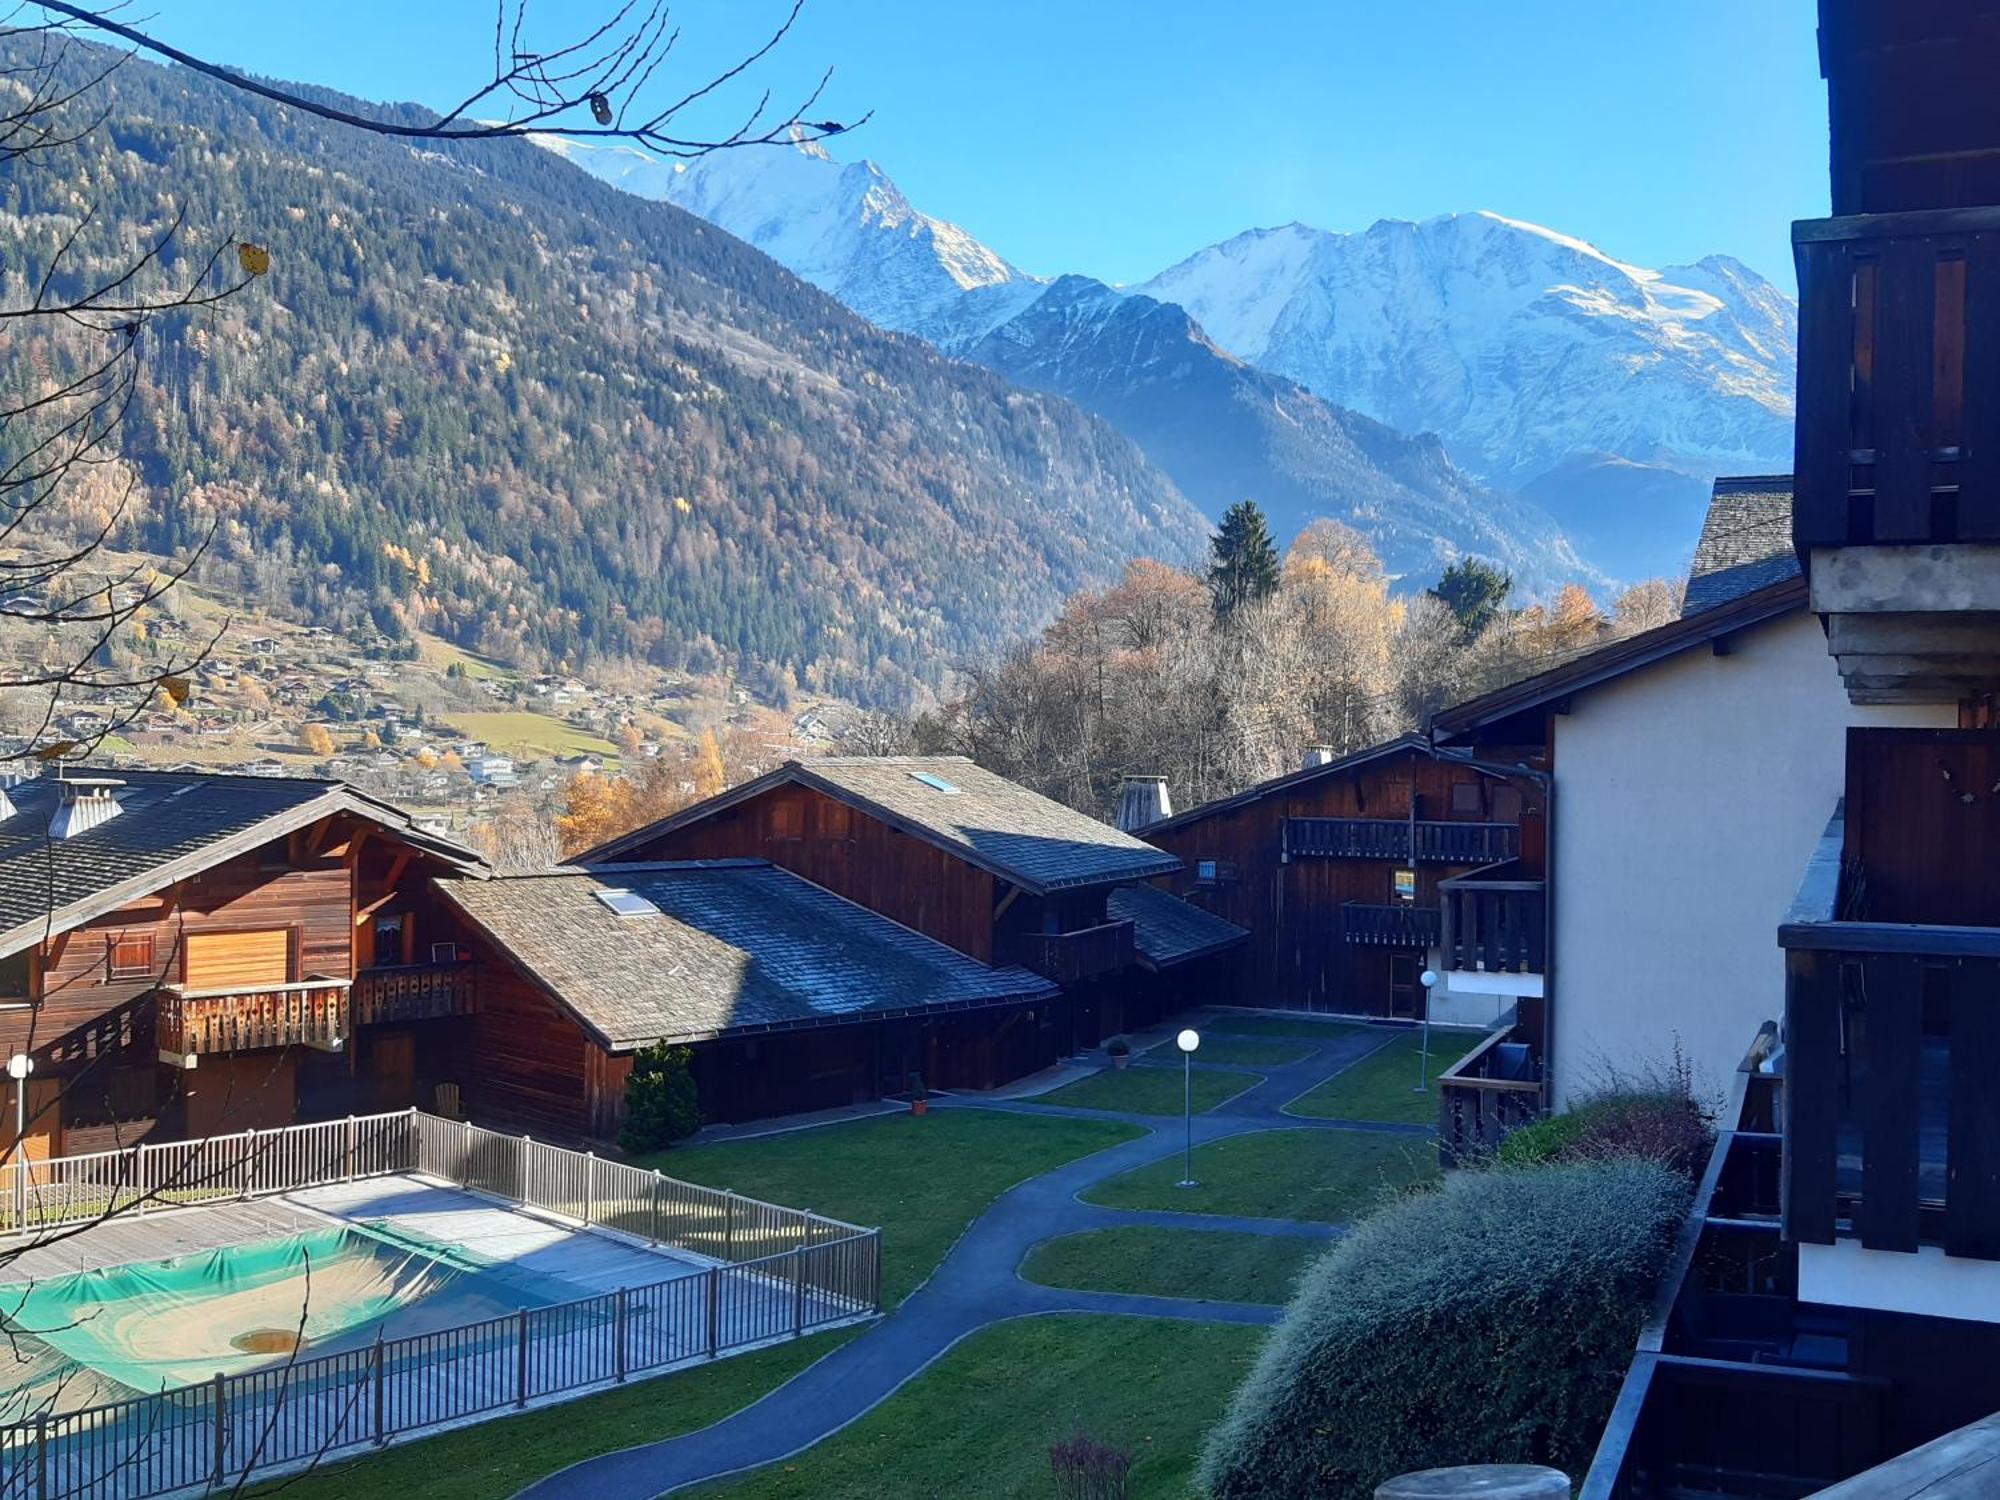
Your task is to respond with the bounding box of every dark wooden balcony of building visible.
[1284,816,1520,866]
[156,957,477,1059]
[1782,730,2000,1262]
[1437,860,1546,975]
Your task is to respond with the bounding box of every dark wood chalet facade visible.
[0,770,484,1165]
[1136,736,1542,1019]
[580,756,1247,1079]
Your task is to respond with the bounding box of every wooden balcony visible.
[1436,1025,1543,1165]
[353,961,478,1026]
[1780,805,2000,1260]
[1013,921,1136,985]
[1793,205,2000,702]
[156,977,351,1059]
[1338,901,1441,949]
[1284,817,1519,865]
[1438,862,1546,975]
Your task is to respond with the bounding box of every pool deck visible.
[0,1173,708,1291]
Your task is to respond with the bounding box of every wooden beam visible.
[355,850,413,924]
[993,885,1022,923]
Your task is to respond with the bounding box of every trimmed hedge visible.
[1199,1162,1688,1499]
[1498,1086,1711,1177]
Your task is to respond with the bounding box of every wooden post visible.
[212,1372,227,1487]
[613,1287,627,1382]
[515,1310,530,1408]
[705,1267,721,1358]
[372,1332,386,1445]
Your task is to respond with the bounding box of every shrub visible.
[1049,1423,1134,1500]
[1498,1050,1712,1178]
[617,1043,702,1153]
[1199,1162,1689,1500]
[1104,1037,1131,1058]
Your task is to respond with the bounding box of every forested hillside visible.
[0,43,1208,706]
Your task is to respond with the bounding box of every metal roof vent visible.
[1114,775,1172,833]
[1302,746,1336,770]
[48,776,124,839]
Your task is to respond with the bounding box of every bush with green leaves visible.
[1199,1162,1688,1499]
[617,1044,702,1154]
[1499,1051,1713,1178]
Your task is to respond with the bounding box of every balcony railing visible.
[1285,817,1520,865]
[1438,862,1547,974]
[1338,901,1441,949]
[1793,206,2000,552]
[1014,920,1135,985]
[1780,805,2000,1260]
[1436,1025,1543,1165]
[156,977,351,1058]
[353,960,478,1026]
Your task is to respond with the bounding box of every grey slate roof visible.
[0,770,482,959]
[435,860,1059,1049]
[585,756,1182,894]
[1682,476,1799,617]
[1106,884,1248,969]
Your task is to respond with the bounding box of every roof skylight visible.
[909,771,961,795]
[594,888,661,918]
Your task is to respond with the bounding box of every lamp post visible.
[7,1053,32,1229]
[1176,1028,1201,1188]
[1414,971,1439,1093]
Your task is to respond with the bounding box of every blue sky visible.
[131,1,1826,289]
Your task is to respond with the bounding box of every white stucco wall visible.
[1550,609,1955,1110]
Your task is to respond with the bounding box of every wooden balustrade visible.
[1013,920,1136,984]
[1285,817,1521,865]
[156,978,351,1058]
[1793,206,2000,553]
[1436,1025,1543,1165]
[1338,901,1442,949]
[352,961,478,1026]
[1438,863,1547,974]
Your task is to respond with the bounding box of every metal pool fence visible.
[0,1110,880,1499]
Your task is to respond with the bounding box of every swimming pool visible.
[1,1221,592,1407]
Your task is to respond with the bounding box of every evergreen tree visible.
[618,1043,703,1152]
[1430,557,1514,638]
[1208,501,1281,618]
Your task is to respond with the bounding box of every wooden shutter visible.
[183,929,292,989]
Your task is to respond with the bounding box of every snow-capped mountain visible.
[537,133,1793,586]
[1137,213,1796,488]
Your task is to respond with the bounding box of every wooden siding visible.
[608,782,1002,962]
[1145,748,1540,1013]
[1845,729,2000,925]
[457,953,591,1141]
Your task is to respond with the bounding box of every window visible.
[594,888,661,918]
[1194,858,1239,886]
[0,951,27,1000]
[431,942,465,964]
[1392,868,1417,904]
[1449,782,1484,817]
[908,771,961,795]
[107,932,156,981]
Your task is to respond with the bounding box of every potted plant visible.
[1106,1037,1132,1070]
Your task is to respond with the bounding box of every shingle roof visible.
[1106,884,1248,969]
[1682,476,1799,616]
[0,770,482,958]
[435,860,1059,1048]
[584,756,1181,894]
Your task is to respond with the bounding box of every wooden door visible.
[370,1031,416,1111]
[184,929,291,989]
[1389,954,1421,1020]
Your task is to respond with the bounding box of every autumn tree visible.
[693,729,728,798]
[300,722,335,757]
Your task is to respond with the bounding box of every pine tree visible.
[1430,557,1514,638]
[1208,501,1281,618]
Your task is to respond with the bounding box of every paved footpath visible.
[516,1015,1425,1500]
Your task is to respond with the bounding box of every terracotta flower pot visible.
[910,1097,929,1117]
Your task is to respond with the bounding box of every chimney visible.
[1302,746,1336,770]
[1115,775,1172,833]
[49,776,124,839]
[0,771,23,823]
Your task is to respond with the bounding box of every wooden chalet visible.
[579,756,1247,1070]
[428,860,1060,1134]
[1579,6,2000,1494]
[0,770,484,1163]
[1135,737,1541,1022]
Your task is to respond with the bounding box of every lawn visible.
[650,1109,1144,1305]
[1036,1064,1258,1116]
[1286,1027,1485,1124]
[1081,1127,1438,1222]
[1020,1227,1324,1305]
[1199,1013,1378,1041]
[261,1328,859,1500]
[1146,1035,1310,1067]
[438,709,620,761]
[685,1316,1264,1500]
